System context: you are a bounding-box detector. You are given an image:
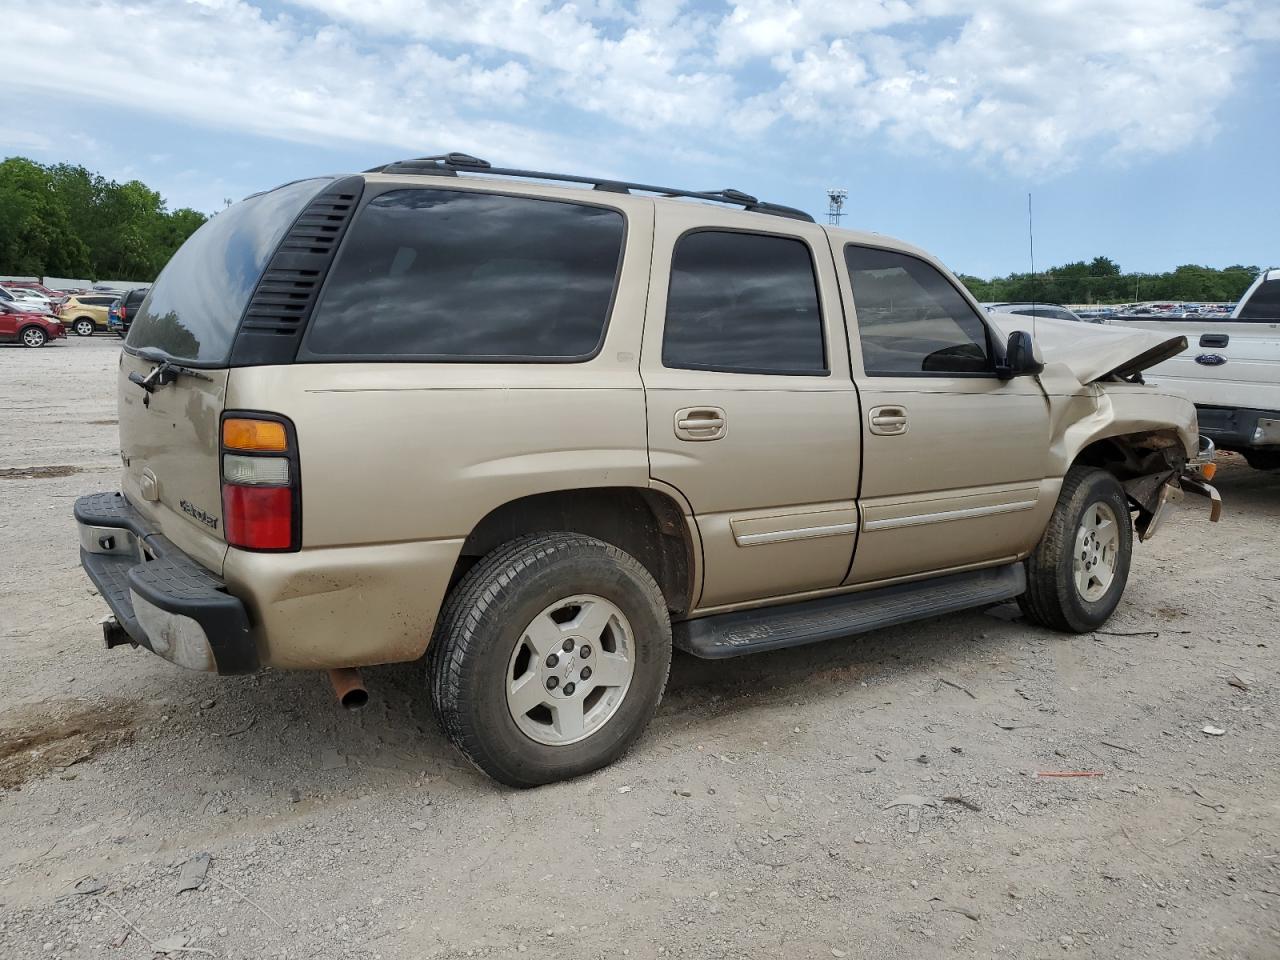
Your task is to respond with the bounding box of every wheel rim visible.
[76,320,94,335]
[505,594,636,746]
[1073,502,1120,601]
[22,328,45,347]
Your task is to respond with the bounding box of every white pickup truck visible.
[1120,269,1280,470]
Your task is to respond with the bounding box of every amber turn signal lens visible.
[223,418,288,452]
[1200,462,1217,481]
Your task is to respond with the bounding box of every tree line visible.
[0,156,207,282]
[958,256,1261,306]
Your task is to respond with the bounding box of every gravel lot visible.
[1,335,1278,960]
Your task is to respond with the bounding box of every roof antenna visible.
[1027,191,1037,341]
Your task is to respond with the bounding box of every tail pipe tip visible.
[328,668,369,710]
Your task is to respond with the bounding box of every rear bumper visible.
[1195,405,1280,450]
[75,492,258,674]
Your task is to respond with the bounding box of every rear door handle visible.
[1199,333,1229,348]
[869,404,909,436]
[674,406,727,441]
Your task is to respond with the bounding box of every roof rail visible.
[364,153,814,223]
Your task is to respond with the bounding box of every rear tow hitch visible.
[101,616,134,650]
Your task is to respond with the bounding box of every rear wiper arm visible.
[128,347,214,393]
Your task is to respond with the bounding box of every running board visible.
[673,564,1026,659]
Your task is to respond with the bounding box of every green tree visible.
[0,156,207,281]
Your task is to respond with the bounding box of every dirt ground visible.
[1,335,1277,960]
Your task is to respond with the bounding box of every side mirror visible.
[998,330,1044,380]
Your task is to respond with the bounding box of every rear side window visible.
[302,189,625,361]
[126,178,330,364]
[1238,279,1280,321]
[662,231,826,375]
[845,245,991,376]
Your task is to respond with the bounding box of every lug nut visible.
[546,676,559,690]
[581,666,592,681]
[579,644,591,658]
[563,682,576,695]
[562,639,575,652]
[546,653,559,668]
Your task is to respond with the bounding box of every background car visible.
[55,293,118,336]
[107,287,148,337]
[0,285,54,314]
[2,280,67,302]
[0,301,66,347]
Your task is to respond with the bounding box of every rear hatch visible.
[118,177,334,575]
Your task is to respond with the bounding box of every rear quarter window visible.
[1238,279,1280,321]
[300,189,625,361]
[126,178,331,364]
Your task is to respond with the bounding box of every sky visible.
[3,0,1278,278]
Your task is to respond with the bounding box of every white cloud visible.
[5,0,1275,177]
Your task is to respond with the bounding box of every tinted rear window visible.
[126,178,330,364]
[301,189,625,361]
[1238,279,1280,321]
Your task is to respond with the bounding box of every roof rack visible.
[364,153,814,223]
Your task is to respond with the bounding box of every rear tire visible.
[1243,449,1280,471]
[73,318,95,337]
[429,533,672,788]
[1019,466,1133,633]
[20,326,47,348]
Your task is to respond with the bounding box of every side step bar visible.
[673,563,1026,659]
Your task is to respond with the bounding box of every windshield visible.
[125,178,331,365]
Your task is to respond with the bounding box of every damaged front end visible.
[988,312,1223,541]
[1119,434,1221,542]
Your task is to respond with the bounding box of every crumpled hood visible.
[988,313,1187,384]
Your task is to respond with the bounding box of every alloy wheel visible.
[505,594,636,746]
[1073,502,1120,601]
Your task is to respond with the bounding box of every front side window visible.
[303,189,625,360]
[845,245,991,376]
[662,230,826,375]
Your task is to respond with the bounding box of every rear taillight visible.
[220,414,300,551]
[119,305,127,320]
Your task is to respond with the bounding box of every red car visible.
[0,301,66,347]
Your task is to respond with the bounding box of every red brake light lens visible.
[220,414,299,551]
[222,485,294,550]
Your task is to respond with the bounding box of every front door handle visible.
[869,404,909,436]
[674,406,727,441]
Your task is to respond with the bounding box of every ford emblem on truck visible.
[1195,353,1227,366]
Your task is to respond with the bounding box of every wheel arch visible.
[451,486,697,616]
[1068,427,1189,530]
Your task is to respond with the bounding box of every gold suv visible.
[75,154,1220,786]
[57,293,116,336]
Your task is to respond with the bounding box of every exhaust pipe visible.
[328,668,368,710]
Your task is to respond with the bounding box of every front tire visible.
[429,534,672,787]
[73,318,96,337]
[20,326,47,348]
[1019,466,1133,633]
